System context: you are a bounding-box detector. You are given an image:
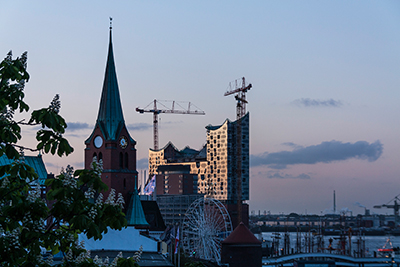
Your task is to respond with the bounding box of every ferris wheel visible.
[182,197,233,263]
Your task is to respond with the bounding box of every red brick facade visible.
[85,125,137,203]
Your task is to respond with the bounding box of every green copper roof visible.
[96,28,125,141]
[0,154,48,185]
[125,189,150,227]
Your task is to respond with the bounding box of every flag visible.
[160,226,172,245]
[174,227,180,254]
[169,226,175,245]
[143,175,156,195]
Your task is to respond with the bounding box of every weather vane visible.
[109,17,112,29]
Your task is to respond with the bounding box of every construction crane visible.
[224,77,252,225]
[136,99,205,150]
[224,77,252,119]
[374,194,400,217]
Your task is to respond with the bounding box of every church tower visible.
[85,24,138,204]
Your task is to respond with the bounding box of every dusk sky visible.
[2,1,400,215]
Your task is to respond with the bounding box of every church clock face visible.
[94,136,103,148]
[119,136,128,149]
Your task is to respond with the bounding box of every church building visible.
[84,25,138,206]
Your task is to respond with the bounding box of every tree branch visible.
[12,144,40,152]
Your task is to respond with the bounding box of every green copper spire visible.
[125,189,150,227]
[96,25,125,141]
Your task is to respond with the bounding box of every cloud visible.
[264,171,311,179]
[66,133,89,138]
[127,123,152,131]
[137,158,148,169]
[250,140,383,168]
[282,142,303,149]
[45,162,58,168]
[292,98,343,107]
[66,122,91,131]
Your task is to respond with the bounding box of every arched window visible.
[98,152,103,161]
[123,178,126,189]
[124,153,128,169]
[119,152,123,169]
[93,152,97,159]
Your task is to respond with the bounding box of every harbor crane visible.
[224,77,252,224]
[136,99,205,150]
[374,194,400,217]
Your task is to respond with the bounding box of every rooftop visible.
[0,154,48,185]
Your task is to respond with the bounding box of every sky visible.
[1,1,400,215]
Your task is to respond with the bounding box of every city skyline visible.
[1,1,400,215]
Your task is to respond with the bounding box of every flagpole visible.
[178,225,181,267]
[153,174,157,201]
[170,239,172,265]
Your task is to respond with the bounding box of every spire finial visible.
[109,17,113,30]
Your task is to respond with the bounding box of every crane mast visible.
[224,77,252,225]
[224,77,252,119]
[136,99,205,150]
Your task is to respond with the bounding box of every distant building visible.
[148,113,249,203]
[156,164,198,195]
[156,194,203,226]
[204,113,249,202]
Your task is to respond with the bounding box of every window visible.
[119,152,123,168]
[123,179,126,189]
[98,152,103,161]
[125,153,128,169]
[93,152,97,159]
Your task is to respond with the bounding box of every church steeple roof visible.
[85,23,136,145]
[125,189,150,227]
[96,26,125,141]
